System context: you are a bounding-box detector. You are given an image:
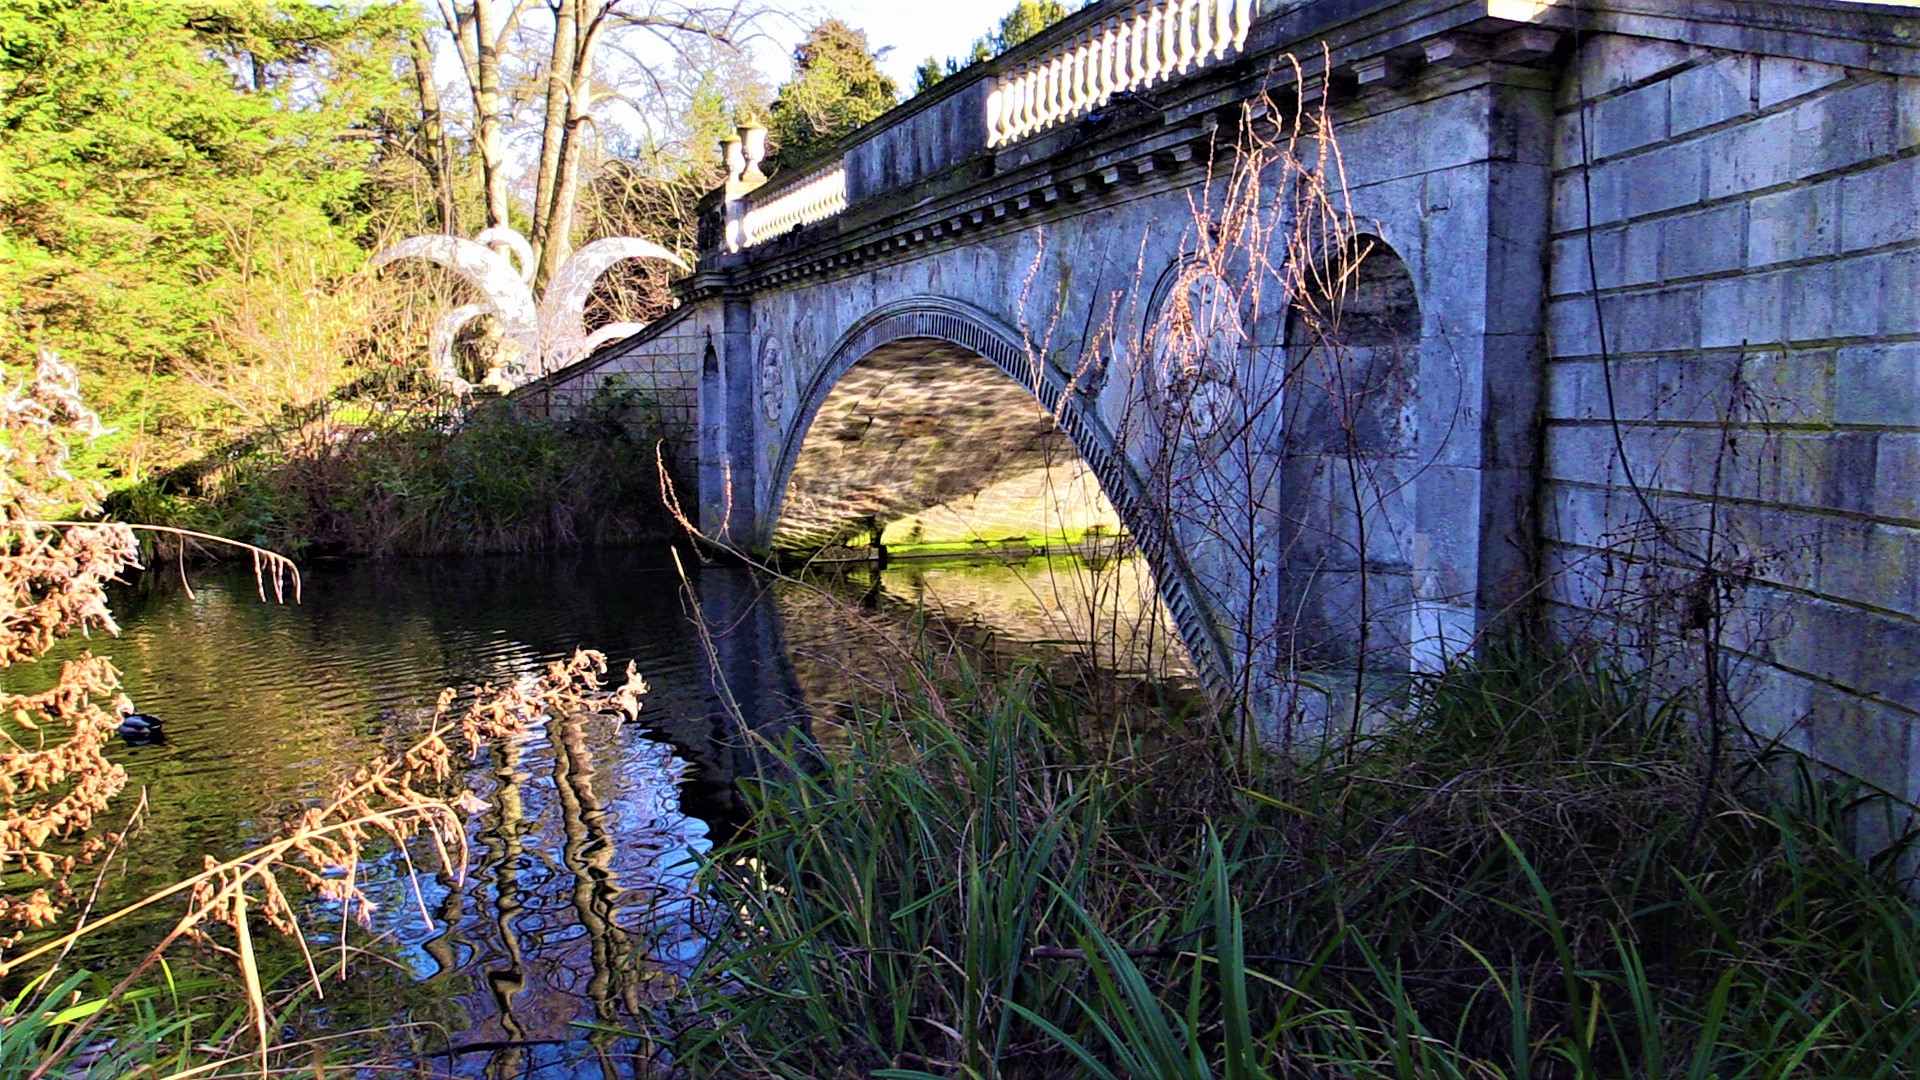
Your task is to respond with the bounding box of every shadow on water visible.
[1,545,1181,1076]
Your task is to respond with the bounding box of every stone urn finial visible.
[738,124,769,184]
[721,131,745,182]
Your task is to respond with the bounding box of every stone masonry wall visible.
[513,306,707,482]
[1543,32,1920,809]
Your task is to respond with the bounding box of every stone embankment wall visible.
[512,306,709,483]
[1544,32,1920,806]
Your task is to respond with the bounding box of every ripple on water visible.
[3,546,1186,1078]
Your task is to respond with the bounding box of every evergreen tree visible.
[0,0,416,472]
[767,20,897,171]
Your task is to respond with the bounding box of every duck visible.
[116,712,164,743]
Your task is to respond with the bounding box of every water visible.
[2,545,1186,1076]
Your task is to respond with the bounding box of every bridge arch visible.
[765,295,1231,693]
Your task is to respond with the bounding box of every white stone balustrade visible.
[734,162,848,250]
[987,0,1253,147]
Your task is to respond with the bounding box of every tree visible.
[580,41,770,322]
[993,0,1072,50]
[767,20,897,172]
[0,0,416,469]
[910,0,1077,96]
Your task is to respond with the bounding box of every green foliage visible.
[0,0,422,482]
[992,0,1074,51]
[766,19,897,172]
[114,395,681,558]
[912,0,1075,96]
[666,645,1920,1078]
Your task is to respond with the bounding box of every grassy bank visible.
[108,397,683,560]
[669,644,1920,1078]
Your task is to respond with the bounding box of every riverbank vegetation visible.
[109,393,684,559]
[670,646,1920,1078]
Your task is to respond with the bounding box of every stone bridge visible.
[521,0,1920,789]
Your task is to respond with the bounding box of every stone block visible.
[1557,34,1697,107]
[1784,263,1837,343]
[1662,203,1745,280]
[1409,600,1477,674]
[1327,459,1417,570]
[1542,422,1620,486]
[1672,55,1755,136]
[1788,78,1898,179]
[1839,155,1920,252]
[1701,273,1785,349]
[1739,348,1834,427]
[1624,141,1705,217]
[1552,166,1625,231]
[1818,521,1920,621]
[1705,110,1795,200]
[1805,688,1914,796]
[1726,663,1815,748]
[1621,220,1663,286]
[1552,112,1589,172]
[1549,235,1597,296]
[1881,248,1920,336]
[1544,360,1587,419]
[1876,434,1920,522]
[1747,179,1837,267]
[1591,81,1670,159]
[1900,76,1920,151]
[1836,343,1920,426]
[1832,253,1889,341]
[1548,296,1600,358]
[1758,57,1849,110]
[1612,286,1702,354]
[1413,464,1484,598]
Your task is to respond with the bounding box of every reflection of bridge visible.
[526,0,1920,785]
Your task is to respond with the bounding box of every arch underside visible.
[766,298,1231,694]
[771,341,1121,555]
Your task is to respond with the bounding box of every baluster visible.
[1005,69,1025,140]
[1127,8,1146,90]
[1065,40,1084,117]
[1074,38,1089,112]
[1076,35,1096,113]
[1018,68,1036,139]
[1231,0,1251,51]
[987,82,1005,145]
[1103,20,1121,99]
[1036,60,1053,131]
[1177,0,1197,74]
[1144,6,1164,85]
[1052,52,1067,122]
[1211,0,1230,58]
[1081,34,1099,112]
[1196,0,1216,65]
[1161,2,1179,80]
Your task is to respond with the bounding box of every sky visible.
[751,0,1020,91]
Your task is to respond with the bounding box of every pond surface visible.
[3,545,1186,1077]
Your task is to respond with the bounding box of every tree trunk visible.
[408,32,458,232]
[540,4,606,282]
[530,0,580,269]
[472,0,511,232]
[545,85,591,279]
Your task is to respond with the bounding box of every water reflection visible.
[2,545,1181,1076]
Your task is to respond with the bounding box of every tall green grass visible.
[669,645,1920,1078]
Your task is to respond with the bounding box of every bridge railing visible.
[733,160,848,251]
[987,0,1254,147]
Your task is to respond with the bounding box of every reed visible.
[667,643,1920,1079]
